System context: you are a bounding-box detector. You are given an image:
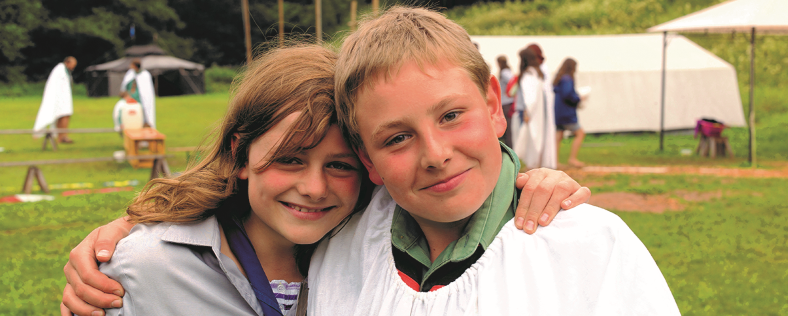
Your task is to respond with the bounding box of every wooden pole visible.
[241,0,252,65]
[348,1,358,31]
[372,0,379,16]
[315,0,322,43]
[659,31,667,152]
[278,0,284,46]
[748,27,756,166]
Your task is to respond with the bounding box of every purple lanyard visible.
[217,214,284,316]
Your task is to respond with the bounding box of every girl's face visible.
[240,112,363,246]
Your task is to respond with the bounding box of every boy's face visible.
[355,60,506,225]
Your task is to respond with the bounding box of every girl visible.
[553,58,586,168]
[513,47,557,170]
[96,45,373,315]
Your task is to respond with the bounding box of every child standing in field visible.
[307,7,680,315]
[553,58,587,168]
[95,45,374,315]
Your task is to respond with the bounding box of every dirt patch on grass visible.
[674,190,722,202]
[584,180,617,188]
[589,192,684,213]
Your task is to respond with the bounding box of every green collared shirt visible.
[391,143,520,291]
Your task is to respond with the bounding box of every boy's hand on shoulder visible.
[514,168,591,234]
[61,217,133,316]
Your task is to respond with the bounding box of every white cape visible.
[120,69,135,92]
[308,186,680,315]
[33,63,73,137]
[136,70,156,128]
[513,65,556,169]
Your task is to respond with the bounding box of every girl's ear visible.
[232,133,249,180]
[354,147,384,186]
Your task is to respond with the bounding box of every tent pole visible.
[241,0,252,65]
[748,27,756,166]
[659,31,667,152]
[278,0,284,46]
[315,0,322,43]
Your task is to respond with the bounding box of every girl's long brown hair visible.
[518,47,544,79]
[126,44,375,276]
[553,58,577,87]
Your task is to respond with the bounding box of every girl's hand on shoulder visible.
[513,168,591,234]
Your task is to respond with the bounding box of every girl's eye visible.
[276,157,301,165]
[385,134,411,147]
[441,111,460,123]
[327,161,358,171]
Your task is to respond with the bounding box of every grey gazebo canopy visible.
[85,45,206,97]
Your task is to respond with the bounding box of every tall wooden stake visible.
[659,31,667,152]
[349,1,358,31]
[278,0,284,46]
[748,27,756,166]
[372,0,379,15]
[242,0,252,64]
[315,0,322,43]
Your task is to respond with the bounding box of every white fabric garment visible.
[120,69,135,92]
[308,186,680,316]
[33,63,73,137]
[510,112,523,148]
[112,99,144,131]
[136,70,156,128]
[514,66,556,169]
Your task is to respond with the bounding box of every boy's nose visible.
[420,132,452,170]
[297,167,328,201]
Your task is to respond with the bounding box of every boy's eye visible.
[385,134,411,147]
[441,111,460,123]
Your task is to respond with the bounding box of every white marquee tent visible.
[471,34,746,134]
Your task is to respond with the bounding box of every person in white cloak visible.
[121,59,156,128]
[512,45,557,170]
[33,56,77,143]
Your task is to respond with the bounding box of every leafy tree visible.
[0,0,46,82]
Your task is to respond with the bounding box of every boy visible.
[306,7,679,315]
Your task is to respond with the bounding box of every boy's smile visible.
[356,60,507,226]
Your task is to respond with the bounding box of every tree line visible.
[0,0,362,83]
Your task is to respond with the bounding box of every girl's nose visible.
[297,167,329,201]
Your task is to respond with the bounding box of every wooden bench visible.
[124,128,166,168]
[696,135,734,158]
[0,128,118,151]
[0,154,172,194]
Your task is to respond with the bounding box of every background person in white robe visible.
[119,68,135,93]
[123,59,156,128]
[513,47,557,169]
[33,56,77,143]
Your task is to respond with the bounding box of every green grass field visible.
[2,90,787,315]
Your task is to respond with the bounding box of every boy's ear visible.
[232,133,249,180]
[354,147,384,186]
[486,74,507,138]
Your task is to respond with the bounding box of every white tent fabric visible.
[648,0,788,34]
[471,34,746,133]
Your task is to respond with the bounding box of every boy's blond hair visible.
[335,6,490,149]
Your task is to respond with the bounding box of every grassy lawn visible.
[2,85,786,314]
